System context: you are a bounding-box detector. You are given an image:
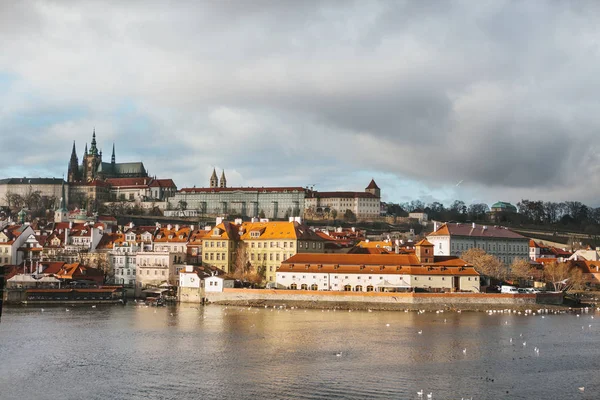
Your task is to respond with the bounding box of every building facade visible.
[276,243,480,292]
[427,222,529,265]
[0,178,67,208]
[304,180,381,220]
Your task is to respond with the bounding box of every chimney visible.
[175,224,180,231]
[167,224,172,230]
[472,222,476,229]
[129,222,134,229]
[216,217,223,226]
[433,221,438,232]
[190,225,195,231]
[65,228,69,244]
[289,217,294,222]
[69,222,73,229]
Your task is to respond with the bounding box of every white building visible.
[427,222,529,265]
[135,251,181,296]
[204,276,235,292]
[304,180,381,220]
[0,224,35,265]
[277,243,480,293]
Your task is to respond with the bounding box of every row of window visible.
[452,242,526,253]
[281,274,479,282]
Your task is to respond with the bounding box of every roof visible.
[310,191,378,199]
[238,221,324,241]
[0,178,65,185]
[180,187,306,193]
[365,179,380,190]
[154,226,191,243]
[282,253,472,268]
[98,161,146,175]
[105,177,153,187]
[96,233,124,249]
[149,179,176,188]
[415,238,434,246]
[279,255,478,276]
[428,223,527,240]
[491,201,517,211]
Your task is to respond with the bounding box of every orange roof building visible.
[277,251,479,293]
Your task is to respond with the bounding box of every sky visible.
[2,1,600,207]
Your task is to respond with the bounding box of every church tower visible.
[67,141,80,183]
[365,179,381,198]
[54,180,69,223]
[210,168,218,188]
[83,129,102,182]
[219,170,227,188]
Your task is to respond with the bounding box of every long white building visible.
[276,241,480,293]
[426,222,529,265]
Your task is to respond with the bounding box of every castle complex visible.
[67,130,148,183]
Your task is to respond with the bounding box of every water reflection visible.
[0,305,599,399]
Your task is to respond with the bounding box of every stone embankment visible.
[206,289,565,312]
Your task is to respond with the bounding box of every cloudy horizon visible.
[2,1,600,207]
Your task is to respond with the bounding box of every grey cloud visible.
[2,1,600,204]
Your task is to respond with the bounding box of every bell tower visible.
[210,168,218,188]
[67,141,80,183]
[83,129,102,181]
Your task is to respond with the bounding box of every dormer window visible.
[168,235,174,239]
[250,231,260,238]
[156,234,162,239]
[213,228,221,236]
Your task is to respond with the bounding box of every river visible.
[0,304,598,400]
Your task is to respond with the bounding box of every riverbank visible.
[206,298,578,312]
[205,288,569,312]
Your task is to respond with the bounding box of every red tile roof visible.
[180,187,306,193]
[365,179,380,190]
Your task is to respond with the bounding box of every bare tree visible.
[461,248,507,281]
[543,261,585,292]
[509,258,534,281]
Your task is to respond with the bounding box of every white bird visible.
[463,348,467,354]
[523,341,527,347]
[456,180,464,187]
[579,387,585,392]
[335,351,343,357]
[91,305,96,308]
[418,330,423,335]
[41,308,44,312]
[386,323,390,327]
[417,390,423,396]
[427,392,433,399]
[509,338,513,343]
[65,308,70,312]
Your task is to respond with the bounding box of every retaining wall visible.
[206,289,563,306]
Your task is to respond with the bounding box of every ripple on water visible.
[0,305,599,400]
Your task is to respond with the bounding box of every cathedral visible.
[67,130,148,183]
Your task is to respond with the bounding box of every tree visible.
[542,261,585,292]
[467,203,490,221]
[343,209,356,222]
[232,243,264,286]
[461,248,507,281]
[509,258,534,281]
[331,209,338,222]
[178,200,187,211]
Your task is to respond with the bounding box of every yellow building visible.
[202,222,240,274]
[202,220,325,282]
[239,221,325,282]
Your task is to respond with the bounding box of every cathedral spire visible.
[68,141,79,183]
[111,143,115,164]
[84,143,88,155]
[90,128,98,156]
